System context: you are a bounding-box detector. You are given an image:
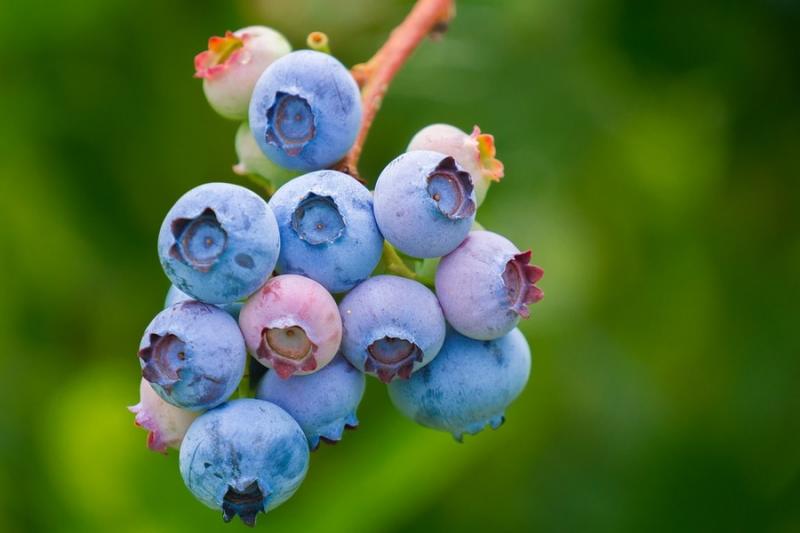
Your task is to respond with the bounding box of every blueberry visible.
[435,230,544,340]
[138,301,246,410]
[239,274,342,379]
[249,50,362,171]
[256,355,365,450]
[128,377,199,453]
[195,26,291,120]
[179,399,309,526]
[373,150,476,258]
[158,183,280,304]
[268,170,383,293]
[339,275,446,383]
[164,284,243,319]
[388,327,531,441]
[408,124,504,206]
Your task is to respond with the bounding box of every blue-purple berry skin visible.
[249,50,362,171]
[179,399,309,526]
[339,275,446,383]
[373,150,476,258]
[388,327,531,441]
[138,301,246,411]
[256,355,365,450]
[158,183,280,305]
[268,170,383,293]
[436,230,544,341]
[165,284,242,319]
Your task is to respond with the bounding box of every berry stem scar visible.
[338,0,455,179]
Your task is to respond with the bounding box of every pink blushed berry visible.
[128,378,199,453]
[194,26,291,120]
[239,275,342,378]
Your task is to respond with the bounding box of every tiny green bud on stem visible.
[307,32,330,54]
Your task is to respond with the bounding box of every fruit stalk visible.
[339,0,455,178]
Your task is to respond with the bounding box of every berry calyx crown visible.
[470,125,504,182]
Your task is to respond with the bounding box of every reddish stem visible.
[337,0,455,179]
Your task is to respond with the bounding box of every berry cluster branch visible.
[337,0,456,179]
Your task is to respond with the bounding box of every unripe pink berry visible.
[128,378,199,454]
[194,26,291,120]
[239,275,343,378]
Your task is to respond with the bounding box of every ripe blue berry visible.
[435,230,543,340]
[268,170,383,293]
[165,284,242,319]
[249,50,362,171]
[179,399,309,526]
[408,124,504,206]
[195,26,291,120]
[239,275,342,378]
[158,183,280,304]
[256,355,365,450]
[373,150,476,258]
[339,275,446,383]
[138,301,246,411]
[128,377,198,453]
[388,327,531,441]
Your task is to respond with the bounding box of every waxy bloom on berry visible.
[179,399,309,526]
[257,355,365,449]
[339,275,446,383]
[158,183,280,305]
[374,151,477,258]
[195,26,291,120]
[389,327,531,441]
[435,230,543,340]
[408,124,504,206]
[268,170,384,293]
[249,50,362,171]
[138,301,246,411]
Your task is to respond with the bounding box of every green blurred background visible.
[1,0,799,531]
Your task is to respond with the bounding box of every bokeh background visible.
[1,0,799,531]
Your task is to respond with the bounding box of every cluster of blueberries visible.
[129,25,543,526]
